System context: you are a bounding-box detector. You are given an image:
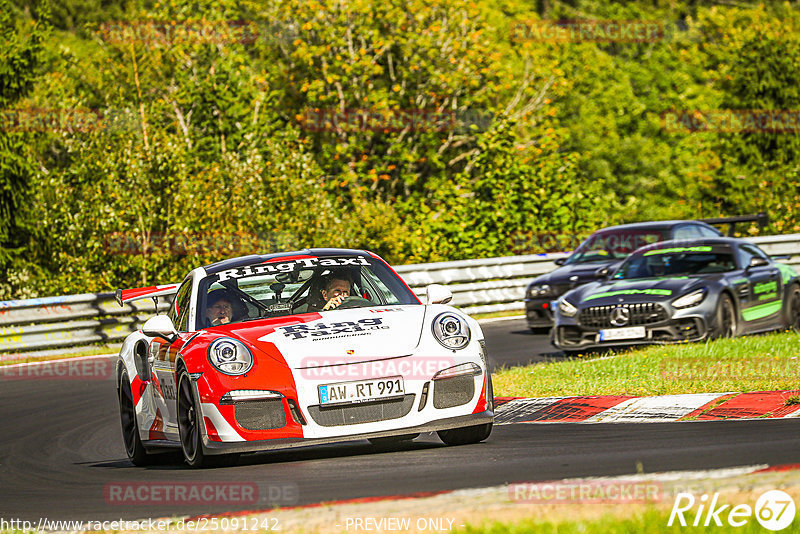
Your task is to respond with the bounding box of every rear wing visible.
[699,213,769,237]
[115,284,180,307]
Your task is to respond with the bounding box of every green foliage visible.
[3,0,800,297]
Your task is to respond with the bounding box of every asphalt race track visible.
[1,318,799,521]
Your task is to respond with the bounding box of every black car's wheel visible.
[118,371,153,466]
[787,285,800,332]
[437,423,493,446]
[368,433,420,447]
[710,294,737,339]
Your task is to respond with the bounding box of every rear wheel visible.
[787,285,800,332]
[438,423,493,446]
[118,371,153,466]
[710,294,737,339]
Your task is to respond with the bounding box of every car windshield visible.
[565,229,667,264]
[613,246,736,280]
[196,255,419,327]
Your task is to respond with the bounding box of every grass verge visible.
[493,330,800,397]
[0,343,120,367]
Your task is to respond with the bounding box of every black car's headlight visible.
[558,298,578,317]
[208,338,253,375]
[672,288,707,309]
[432,313,471,350]
[527,284,553,298]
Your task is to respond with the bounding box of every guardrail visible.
[2,234,799,355]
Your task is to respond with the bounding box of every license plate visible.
[318,377,405,405]
[599,326,646,341]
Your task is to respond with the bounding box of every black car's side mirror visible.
[747,257,770,270]
[554,257,567,266]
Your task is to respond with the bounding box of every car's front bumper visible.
[524,298,556,328]
[200,410,494,455]
[553,316,709,350]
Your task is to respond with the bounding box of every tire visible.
[177,371,239,468]
[368,433,419,447]
[118,371,154,466]
[786,285,800,332]
[437,423,493,446]
[710,294,737,339]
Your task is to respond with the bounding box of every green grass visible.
[493,330,800,397]
[457,507,800,534]
[470,309,524,321]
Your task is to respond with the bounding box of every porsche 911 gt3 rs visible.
[552,238,800,352]
[114,249,493,467]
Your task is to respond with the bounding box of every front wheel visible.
[786,285,800,332]
[710,294,737,339]
[119,371,154,466]
[437,423,493,446]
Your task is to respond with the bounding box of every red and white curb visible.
[495,391,800,423]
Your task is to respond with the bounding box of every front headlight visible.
[432,312,471,350]
[672,288,707,309]
[527,284,552,298]
[558,298,578,317]
[207,338,253,375]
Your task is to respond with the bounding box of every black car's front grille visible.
[308,394,416,426]
[579,303,668,328]
[234,399,287,431]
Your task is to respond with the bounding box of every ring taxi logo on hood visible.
[278,318,387,340]
[217,256,370,282]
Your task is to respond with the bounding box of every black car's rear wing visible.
[698,213,769,237]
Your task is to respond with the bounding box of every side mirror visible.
[142,315,178,342]
[554,257,567,266]
[595,266,611,279]
[425,284,453,305]
[747,257,770,269]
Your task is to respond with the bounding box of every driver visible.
[321,274,353,311]
[205,290,237,326]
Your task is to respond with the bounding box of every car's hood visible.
[531,260,623,287]
[222,305,427,369]
[570,276,712,306]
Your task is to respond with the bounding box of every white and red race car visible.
[115,249,493,467]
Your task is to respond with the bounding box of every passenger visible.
[205,290,235,326]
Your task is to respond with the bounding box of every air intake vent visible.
[308,395,415,426]
[234,399,287,430]
[433,374,474,409]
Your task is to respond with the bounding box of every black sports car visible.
[525,220,723,330]
[552,237,800,352]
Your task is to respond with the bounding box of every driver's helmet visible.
[205,288,247,326]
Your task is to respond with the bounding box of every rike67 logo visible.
[669,490,796,531]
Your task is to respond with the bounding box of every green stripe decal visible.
[584,289,672,301]
[777,263,797,284]
[742,301,782,321]
[643,246,712,256]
